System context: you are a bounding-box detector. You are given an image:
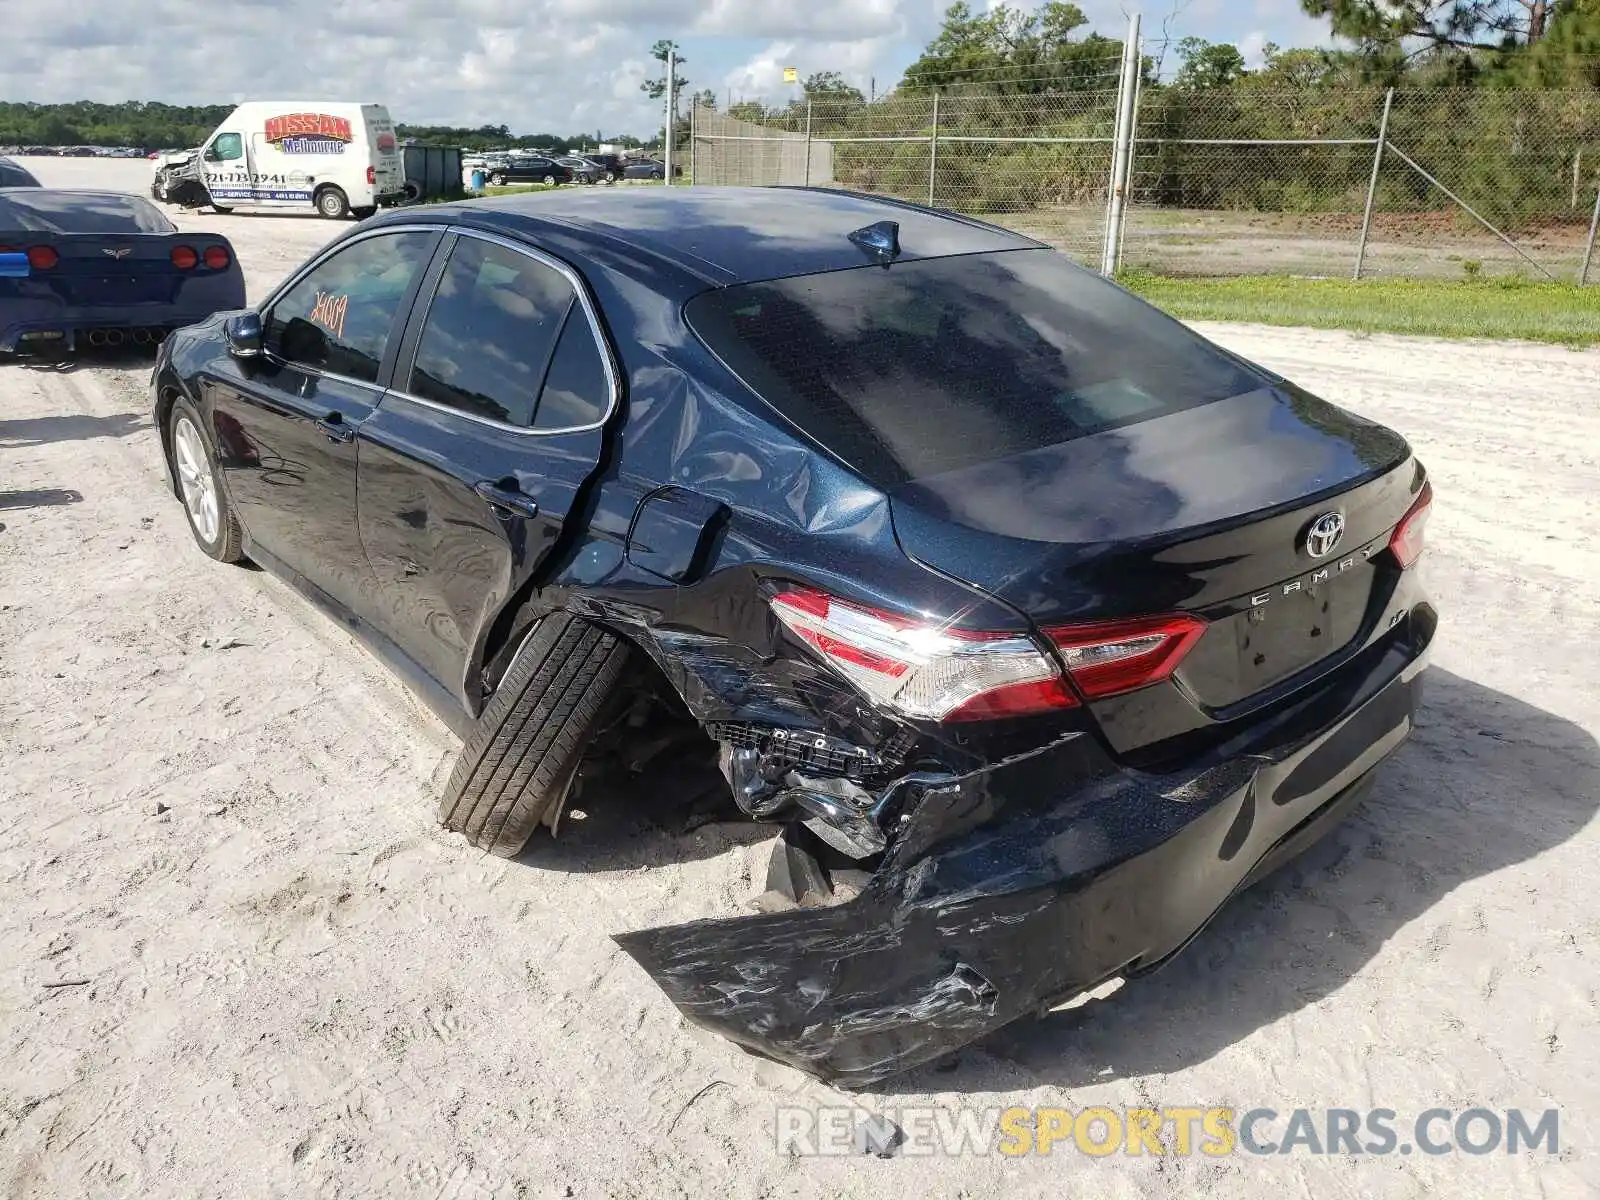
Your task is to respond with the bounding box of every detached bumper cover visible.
[616,606,1435,1087]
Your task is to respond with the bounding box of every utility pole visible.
[664,45,675,185]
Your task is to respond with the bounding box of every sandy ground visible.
[2,158,1599,1198]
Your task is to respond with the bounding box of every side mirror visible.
[225,311,263,359]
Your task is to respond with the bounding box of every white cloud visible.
[1239,30,1271,70]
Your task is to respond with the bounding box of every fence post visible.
[1101,12,1141,277]
[804,101,813,187]
[1582,183,1600,286]
[1354,88,1394,281]
[1115,33,1145,272]
[928,92,940,207]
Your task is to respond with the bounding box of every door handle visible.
[315,413,356,444]
[474,480,539,518]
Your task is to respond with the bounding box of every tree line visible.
[703,1,1600,229]
[0,100,641,153]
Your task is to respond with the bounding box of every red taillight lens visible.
[366,165,376,185]
[170,245,198,269]
[768,588,1077,722]
[202,245,231,270]
[1045,614,1209,700]
[27,245,58,270]
[1389,480,1432,570]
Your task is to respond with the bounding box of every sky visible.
[2,0,1339,137]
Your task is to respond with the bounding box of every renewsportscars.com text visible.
[775,1105,1561,1158]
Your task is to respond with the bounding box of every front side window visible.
[407,237,575,426]
[208,133,244,162]
[264,231,434,382]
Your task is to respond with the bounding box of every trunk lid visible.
[889,383,1418,754]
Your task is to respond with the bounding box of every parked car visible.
[556,156,603,184]
[484,156,572,186]
[151,186,1435,1087]
[1,188,244,355]
[622,157,681,180]
[582,153,626,183]
[0,156,41,188]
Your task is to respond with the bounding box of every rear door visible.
[204,226,441,610]
[363,105,404,199]
[356,228,618,707]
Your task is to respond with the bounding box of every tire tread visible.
[440,612,631,857]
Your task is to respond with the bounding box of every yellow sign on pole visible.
[783,67,798,83]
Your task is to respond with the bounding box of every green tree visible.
[1301,0,1562,55]
[897,1,1125,94]
[1514,0,1600,84]
[641,39,689,114]
[802,71,866,104]
[1174,38,1248,89]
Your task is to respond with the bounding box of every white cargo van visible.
[193,102,406,219]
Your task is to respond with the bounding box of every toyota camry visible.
[150,187,1435,1085]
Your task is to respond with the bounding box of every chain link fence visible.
[690,82,1600,284]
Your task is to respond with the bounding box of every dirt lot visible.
[2,158,1599,1198]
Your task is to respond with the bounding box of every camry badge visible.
[1304,511,1346,558]
[103,247,133,259]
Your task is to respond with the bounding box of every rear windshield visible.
[686,248,1264,486]
[0,190,174,234]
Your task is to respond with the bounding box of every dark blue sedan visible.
[150,187,1436,1085]
[0,189,244,355]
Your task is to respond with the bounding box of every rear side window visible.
[265,230,434,382]
[407,236,576,427]
[0,161,39,188]
[686,249,1264,486]
[0,190,173,233]
[533,314,610,430]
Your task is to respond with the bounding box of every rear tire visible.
[351,205,377,220]
[488,172,506,187]
[439,613,633,857]
[315,186,350,219]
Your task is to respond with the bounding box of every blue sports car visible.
[0,156,42,188]
[0,188,245,355]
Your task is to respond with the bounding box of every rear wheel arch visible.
[155,378,193,499]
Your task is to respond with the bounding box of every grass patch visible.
[1118,271,1600,346]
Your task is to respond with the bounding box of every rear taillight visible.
[768,588,1077,722]
[1389,480,1432,569]
[1044,614,1209,700]
[367,165,376,185]
[202,245,231,270]
[170,245,198,269]
[27,245,58,270]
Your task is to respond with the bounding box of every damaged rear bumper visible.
[615,605,1436,1087]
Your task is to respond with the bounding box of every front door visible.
[204,227,441,611]
[200,130,253,207]
[356,229,617,708]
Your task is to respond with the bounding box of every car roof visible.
[407,186,1042,286]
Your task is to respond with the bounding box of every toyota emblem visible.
[1304,511,1346,558]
